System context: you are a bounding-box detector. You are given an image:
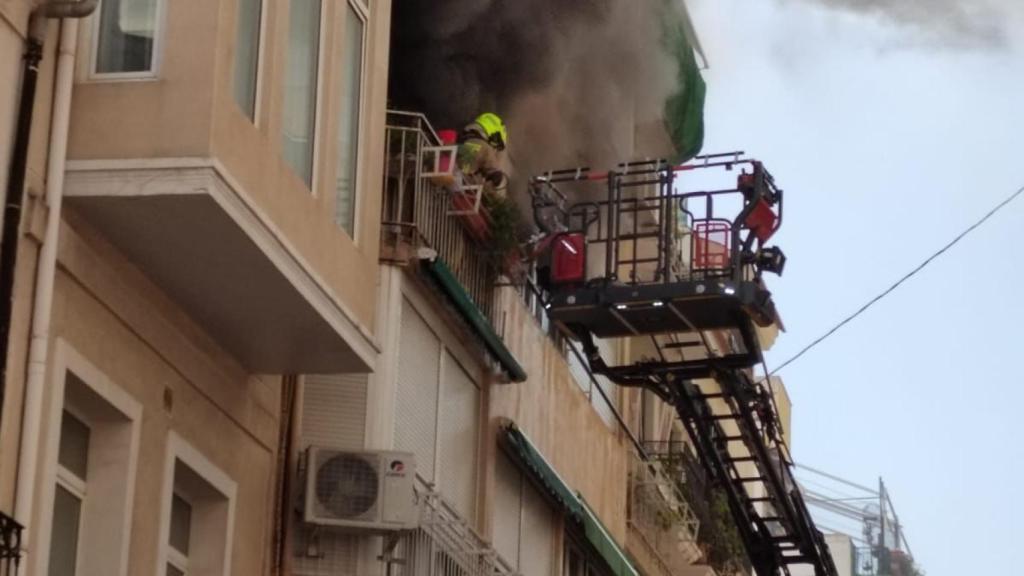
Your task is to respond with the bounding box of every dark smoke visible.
[389,0,685,190]
[795,0,1008,49]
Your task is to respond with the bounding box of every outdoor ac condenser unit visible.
[304,447,419,531]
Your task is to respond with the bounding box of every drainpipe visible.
[8,1,97,572]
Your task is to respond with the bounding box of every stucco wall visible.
[19,215,281,576]
[64,0,391,334]
[489,286,631,546]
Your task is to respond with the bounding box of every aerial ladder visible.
[530,153,838,576]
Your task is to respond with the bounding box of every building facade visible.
[0,2,799,576]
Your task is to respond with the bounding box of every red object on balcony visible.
[438,129,458,173]
[693,220,732,271]
[744,199,778,243]
[551,233,586,284]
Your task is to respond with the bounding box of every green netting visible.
[662,5,707,163]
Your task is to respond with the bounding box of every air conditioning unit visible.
[304,447,419,531]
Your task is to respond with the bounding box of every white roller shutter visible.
[520,481,556,576]
[301,374,367,450]
[394,299,441,481]
[493,453,523,568]
[437,351,480,521]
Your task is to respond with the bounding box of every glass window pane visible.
[335,4,364,235]
[166,564,185,576]
[58,411,90,481]
[96,0,159,74]
[282,0,322,186]
[233,0,262,119]
[169,494,192,555]
[48,485,83,576]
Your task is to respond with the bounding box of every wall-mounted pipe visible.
[2,2,97,573]
[0,0,97,419]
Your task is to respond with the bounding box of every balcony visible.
[381,111,525,382]
[0,511,22,576]
[388,479,518,576]
[643,441,751,576]
[627,450,703,576]
[63,162,376,373]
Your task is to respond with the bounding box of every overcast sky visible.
[687,1,1024,574]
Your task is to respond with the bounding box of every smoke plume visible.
[794,0,1008,49]
[389,0,686,194]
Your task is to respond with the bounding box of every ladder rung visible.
[662,341,703,349]
[724,456,757,463]
[735,477,764,484]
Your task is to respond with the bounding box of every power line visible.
[771,183,1024,375]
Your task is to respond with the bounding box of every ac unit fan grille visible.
[315,453,380,521]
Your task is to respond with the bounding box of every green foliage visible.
[700,488,748,576]
[481,191,523,273]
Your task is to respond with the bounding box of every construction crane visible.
[530,153,837,576]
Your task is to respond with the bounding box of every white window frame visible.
[37,340,143,576]
[282,0,327,193]
[334,0,370,240]
[155,433,238,576]
[88,0,168,81]
[233,0,269,123]
[166,492,191,576]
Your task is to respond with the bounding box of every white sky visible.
[687,1,1024,574]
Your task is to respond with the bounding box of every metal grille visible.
[395,299,441,481]
[627,450,702,575]
[436,352,480,523]
[388,479,519,576]
[0,512,22,576]
[303,374,368,450]
[381,111,496,322]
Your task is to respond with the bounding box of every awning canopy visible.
[500,423,638,576]
[422,258,527,383]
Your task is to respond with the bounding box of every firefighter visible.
[457,112,509,197]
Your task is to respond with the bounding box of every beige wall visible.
[65,0,394,333]
[18,214,281,576]
[489,286,632,546]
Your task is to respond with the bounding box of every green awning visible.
[661,1,706,164]
[500,423,639,576]
[422,258,527,383]
[500,423,583,518]
[580,498,640,576]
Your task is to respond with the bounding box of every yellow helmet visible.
[475,112,508,151]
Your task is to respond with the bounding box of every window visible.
[233,0,262,119]
[166,494,192,575]
[159,434,236,576]
[95,0,161,75]
[282,0,322,187]
[334,1,366,236]
[48,412,90,576]
[40,345,142,576]
[493,453,556,574]
[394,299,481,521]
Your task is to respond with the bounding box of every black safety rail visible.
[530,153,837,576]
[0,511,22,576]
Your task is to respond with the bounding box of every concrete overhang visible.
[64,159,377,374]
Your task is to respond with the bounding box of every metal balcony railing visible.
[388,478,518,576]
[381,111,496,321]
[627,450,702,575]
[0,512,23,576]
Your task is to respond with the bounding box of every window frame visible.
[281,0,328,192]
[165,492,192,576]
[38,340,143,576]
[156,433,238,576]
[232,0,269,123]
[88,0,168,81]
[332,0,370,239]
